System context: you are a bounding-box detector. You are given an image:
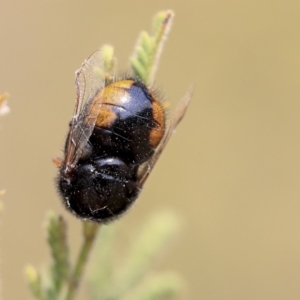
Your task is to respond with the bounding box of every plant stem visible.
[65,222,100,300]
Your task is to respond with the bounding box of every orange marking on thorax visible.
[149,91,165,147]
[89,80,134,128]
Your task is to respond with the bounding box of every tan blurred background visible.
[1,0,300,299]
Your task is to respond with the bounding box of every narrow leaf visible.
[131,10,174,84]
[46,212,70,296]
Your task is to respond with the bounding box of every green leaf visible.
[131,10,174,84]
[46,212,70,297]
[101,44,116,85]
[93,44,116,85]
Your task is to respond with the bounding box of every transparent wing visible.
[63,51,106,175]
[138,84,194,188]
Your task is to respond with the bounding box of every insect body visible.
[57,51,192,223]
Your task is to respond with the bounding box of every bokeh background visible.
[1,0,300,299]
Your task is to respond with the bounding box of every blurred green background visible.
[1,0,300,299]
